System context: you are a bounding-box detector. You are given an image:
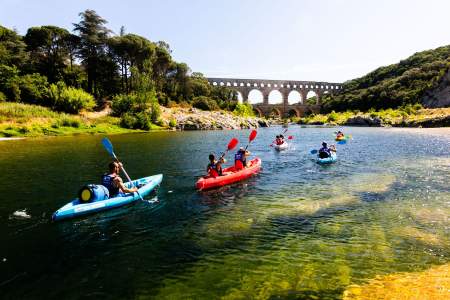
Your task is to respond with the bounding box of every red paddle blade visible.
[249,130,258,142]
[227,138,239,150]
[288,136,293,139]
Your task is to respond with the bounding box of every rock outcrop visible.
[160,107,269,130]
[345,116,383,126]
[422,68,450,108]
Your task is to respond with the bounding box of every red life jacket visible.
[207,162,221,177]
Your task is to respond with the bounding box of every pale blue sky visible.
[1,0,450,83]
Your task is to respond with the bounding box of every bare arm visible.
[114,177,138,193]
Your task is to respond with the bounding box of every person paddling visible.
[102,161,138,197]
[235,147,250,170]
[336,131,344,139]
[207,154,225,178]
[275,135,283,145]
[318,142,332,159]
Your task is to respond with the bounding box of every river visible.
[1,126,449,299]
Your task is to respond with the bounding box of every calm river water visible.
[1,126,449,299]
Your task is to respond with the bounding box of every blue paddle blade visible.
[310,149,318,154]
[337,140,347,145]
[101,137,114,156]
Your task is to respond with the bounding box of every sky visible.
[1,0,450,83]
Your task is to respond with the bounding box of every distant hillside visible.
[322,45,450,112]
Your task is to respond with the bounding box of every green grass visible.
[0,102,156,137]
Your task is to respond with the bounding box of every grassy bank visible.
[296,107,450,127]
[0,102,149,137]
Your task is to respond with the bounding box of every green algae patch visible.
[343,263,450,300]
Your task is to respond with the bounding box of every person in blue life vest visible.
[207,154,225,178]
[318,142,337,158]
[102,161,138,197]
[234,147,250,170]
[318,142,331,159]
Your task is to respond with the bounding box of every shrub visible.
[112,93,134,116]
[192,96,219,111]
[233,103,255,117]
[112,90,158,116]
[135,111,152,130]
[0,91,5,102]
[19,73,49,105]
[169,118,177,128]
[48,82,95,114]
[120,112,137,129]
[150,101,161,123]
[327,110,338,122]
[120,112,152,130]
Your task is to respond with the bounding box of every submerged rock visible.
[343,263,450,300]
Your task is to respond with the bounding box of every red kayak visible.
[196,158,262,191]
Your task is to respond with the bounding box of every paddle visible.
[220,138,239,160]
[245,130,257,150]
[310,149,318,154]
[101,137,144,201]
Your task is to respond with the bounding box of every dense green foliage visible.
[233,103,255,117]
[323,46,450,112]
[48,82,95,113]
[0,10,241,122]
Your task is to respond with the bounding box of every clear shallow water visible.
[0,126,449,299]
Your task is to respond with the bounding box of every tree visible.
[108,34,156,93]
[152,43,172,90]
[0,25,28,68]
[24,25,71,82]
[73,9,112,98]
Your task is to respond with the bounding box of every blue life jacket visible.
[319,147,330,154]
[101,174,120,197]
[208,161,222,176]
[235,150,247,166]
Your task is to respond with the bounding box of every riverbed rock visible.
[161,107,269,130]
[345,116,382,126]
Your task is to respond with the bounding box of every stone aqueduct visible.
[207,77,343,118]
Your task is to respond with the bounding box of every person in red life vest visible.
[207,154,225,178]
[234,147,250,171]
[101,161,138,197]
[275,135,284,145]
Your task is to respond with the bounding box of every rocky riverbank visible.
[160,107,270,130]
[297,108,450,128]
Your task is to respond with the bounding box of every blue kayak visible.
[316,153,337,164]
[52,174,163,221]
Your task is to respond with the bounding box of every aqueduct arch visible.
[208,77,342,118]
